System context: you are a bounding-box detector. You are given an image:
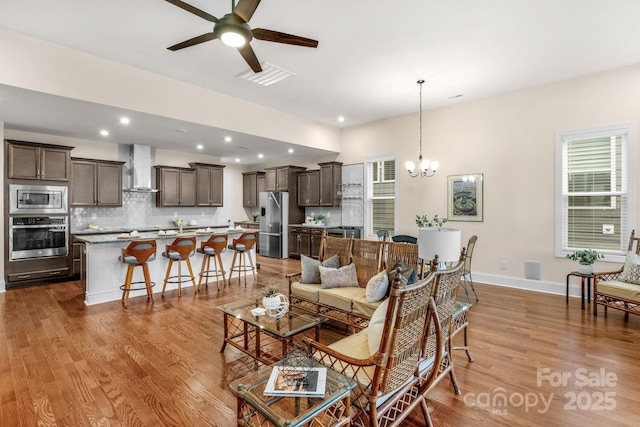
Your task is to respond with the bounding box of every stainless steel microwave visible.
[9,184,68,214]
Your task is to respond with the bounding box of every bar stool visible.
[118,240,157,306]
[228,232,257,286]
[197,234,228,290]
[161,237,197,297]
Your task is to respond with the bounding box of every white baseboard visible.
[0,280,5,293]
[473,273,586,299]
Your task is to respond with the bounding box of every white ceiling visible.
[2,0,640,164]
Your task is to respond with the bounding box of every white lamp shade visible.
[418,228,462,262]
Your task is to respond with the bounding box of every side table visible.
[566,271,593,311]
[230,361,356,427]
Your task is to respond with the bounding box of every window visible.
[555,123,636,260]
[365,155,398,238]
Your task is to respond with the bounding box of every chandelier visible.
[406,79,439,177]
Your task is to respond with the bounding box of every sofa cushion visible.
[300,254,340,284]
[367,298,390,355]
[597,279,640,301]
[319,263,359,289]
[366,270,389,302]
[319,287,365,312]
[290,282,322,302]
[352,294,385,319]
[387,261,417,287]
[620,252,640,285]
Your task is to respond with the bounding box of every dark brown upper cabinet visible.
[190,163,225,207]
[155,166,196,207]
[7,140,73,182]
[71,158,125,206]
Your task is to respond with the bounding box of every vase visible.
[578,264,593,275]
[262,295,281,310]
[178,224,183,234]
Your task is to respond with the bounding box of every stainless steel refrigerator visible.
[259,191,289,258]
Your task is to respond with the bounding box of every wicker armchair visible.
[304,270,441,427]
[418,257,465,414]
[384,241,420,274]
[593,230,640,319]
[351,239,385,287]
[461,235,478,302]
[319,233,354,265]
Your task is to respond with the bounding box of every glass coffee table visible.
[230,360,356,427]
[218,299,326,365]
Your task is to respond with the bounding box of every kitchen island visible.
[74,228,257,305]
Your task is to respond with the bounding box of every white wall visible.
[338,64,640,288]
[0,28,340,153]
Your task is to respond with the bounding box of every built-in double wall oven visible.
[8,184,69,261]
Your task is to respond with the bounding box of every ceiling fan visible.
[165,0,319,73]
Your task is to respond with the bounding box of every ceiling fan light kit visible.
[165,0,318,73]
[406,79,439,178]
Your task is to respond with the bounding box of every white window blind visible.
[556,123,636,259]
[365,156,398,238]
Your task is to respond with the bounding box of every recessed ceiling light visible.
[288,148,294,154]
[338,116,345,122]
[448,94,464,99]
[196,144,203,150]
[120,117,130,124]
[225,136,232,142]
[99,130,109,136]
[176,129,187,133]
[258,154,264,159]
[235,158,240,162]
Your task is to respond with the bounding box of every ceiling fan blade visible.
[165,0,218,22]
[252,28,318,48]
[238,44,262,73]
[233,0,261,23]
[168,33,217,51]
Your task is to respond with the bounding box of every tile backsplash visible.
[71,192,229,231]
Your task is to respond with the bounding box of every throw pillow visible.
[620,251,640,284]
[366,270,390,303]
[367,298,390,355]
[387,261,418,287]
[319,263,359,289]
[300,254,340,284]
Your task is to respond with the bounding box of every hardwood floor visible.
[1,255,639,426]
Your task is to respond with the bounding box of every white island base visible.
[79,231,256,305]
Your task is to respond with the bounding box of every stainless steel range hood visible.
[123,144,158,192]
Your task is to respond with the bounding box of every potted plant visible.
[415,214,448,229]
[313,213,326,225]
[261,284,282,309]
[565,249,604,274]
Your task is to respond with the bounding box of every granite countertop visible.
[74,227,254,244]
[289,223,327,228]
[72,224,230,235]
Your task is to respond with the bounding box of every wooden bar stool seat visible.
[161,237,197,297]
[197,234,228,290]
[228,232,257,286]
[118,240,157,306]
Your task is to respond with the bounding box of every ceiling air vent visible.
[237,63,294,86]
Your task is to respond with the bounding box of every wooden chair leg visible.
[198,255,208,289]
[162,259,173,295]
[122,265,134,304]
[229,251,238,283]
[185,258,196,291]
[216,253,227,288]
[142,263,154,302]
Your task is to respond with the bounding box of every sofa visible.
[593,230,640,318]
[287,235,422,330]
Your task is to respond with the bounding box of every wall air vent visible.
[236,63,295,86]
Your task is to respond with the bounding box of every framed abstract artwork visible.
[447,173,483,222]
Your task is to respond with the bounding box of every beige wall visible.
[339,64,640,287]
[0,121,4,292]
